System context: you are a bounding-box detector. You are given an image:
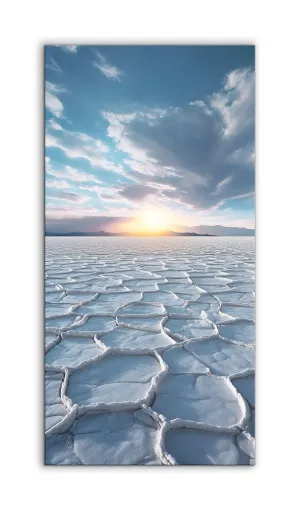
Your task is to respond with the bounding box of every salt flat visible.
[45,236,255,465]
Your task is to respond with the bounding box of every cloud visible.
[102,67,255,211]
[93,52,123,81]
[46,162,103,184]
[48,118,63,131]
[212,176,233,195]
[119,184,157,201]
[45,156,52,172]
[45,81,67,118]
[45,126,124,174]
[79,184,122,202]
[61,45,78,53]
[210,67,254,138]
[46,58,62,73]
[45,92,64,118]
[189,100,212,116]
[46,82,67,94]
[45,65,254,231]
[46,179,72,189]
[47,191,91,204]
[46,213,133,233]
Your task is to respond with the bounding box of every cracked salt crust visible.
[45,236,255,465]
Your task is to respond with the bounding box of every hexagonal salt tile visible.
[67,354,161,408]
[153,374,244,426]
[185,338,254,376]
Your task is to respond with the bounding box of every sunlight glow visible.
[130,208,172,234]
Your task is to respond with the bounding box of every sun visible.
[144,211,165,231]
[134,209,170,233]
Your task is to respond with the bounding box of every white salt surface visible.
[45,236,255,465]
[165,428,248,465]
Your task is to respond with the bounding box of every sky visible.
[45,45,255,233]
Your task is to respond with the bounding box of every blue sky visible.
[45,45,255,233]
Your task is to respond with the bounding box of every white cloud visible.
[101,67,255,211]
[45,133,58,147]
[210,67,254,138]
[45,91,64,118]
[45,127,124,174]
[93,52,123,81]
[79,184,120,199]
[61,45,78,53]
[45,156,51,171]
[46,191,91,204]
[46,179,72,189]
[46,81,67,94]
[45,82,67,119]
[48,118,63,131]
[212,176,233,195]
[189,100,212,116]
[123,158,178,178]
[46,58,62,73]
[46,163,103,184]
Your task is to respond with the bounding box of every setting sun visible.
[143,211,166,232]
[129,209,171,234]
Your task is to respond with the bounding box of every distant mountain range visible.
[47,231,119,237]
[46,225,255,237]
[171,224,255,236]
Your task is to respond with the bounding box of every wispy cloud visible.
[77,184,135,208]
[46,179,72,190]
[45,81,67,119]
[46,82,67,94]
[46,162,103,184]
[46,57,62,73]
[48,118,64,131]
[61,45,78,53]
[45,92,64,118]
[93,52,123,82]
[45,127,124,174]
[47,190,91,204]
